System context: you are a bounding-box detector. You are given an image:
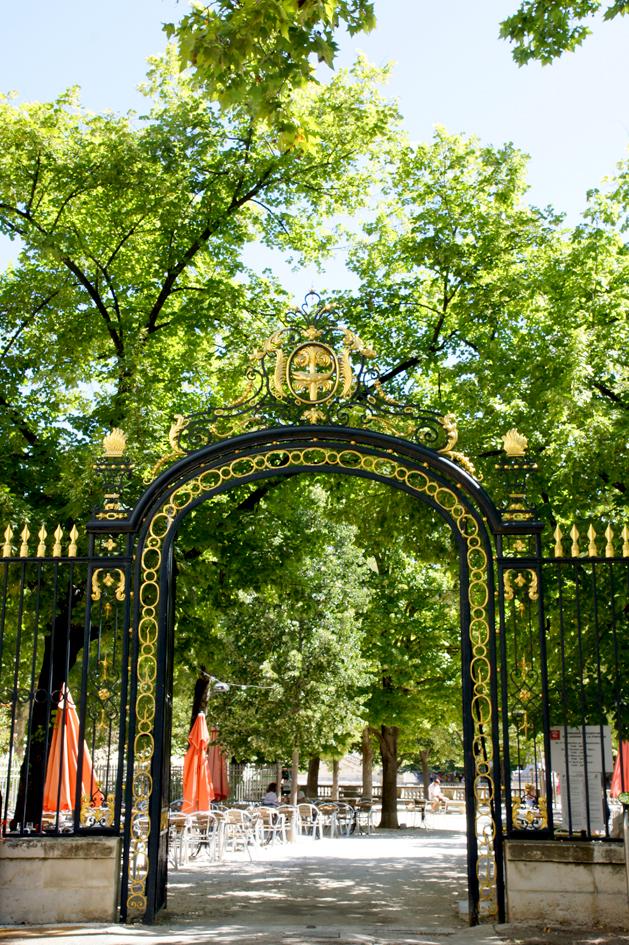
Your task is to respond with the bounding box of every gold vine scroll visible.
[129,446,497,918]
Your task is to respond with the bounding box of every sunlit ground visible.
[162,821,469,930]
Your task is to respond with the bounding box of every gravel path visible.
[161,826,469,930]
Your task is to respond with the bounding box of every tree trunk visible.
[290,749,299,806]
[331,758,340,800]
[375,725,399,829]
[361,727,373,798]
[420,747,431,801]
[306,756,320,798]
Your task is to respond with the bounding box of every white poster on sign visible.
[549,726,611,832]
[557,772,606,831]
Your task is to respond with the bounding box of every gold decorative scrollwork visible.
[438,414,482,480]
[439,413,459,452]
[80,792,115,828]
[503,569,538,602]
[148,415,188,480]
[438,415,479,478]
[91,568,126,602]
[511,796,548,831]
[131,444,498,919]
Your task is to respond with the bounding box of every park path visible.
[162,825,469,930]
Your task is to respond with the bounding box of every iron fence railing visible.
[498,542,629,841]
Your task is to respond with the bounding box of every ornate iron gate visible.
[1,294,626,926]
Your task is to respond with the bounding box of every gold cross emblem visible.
[288,344,337,403]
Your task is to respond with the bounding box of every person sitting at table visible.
[429,774,447,812]
[262,782,280,806]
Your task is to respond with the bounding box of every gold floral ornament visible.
[103,428,127,457]
[502,429,528,457]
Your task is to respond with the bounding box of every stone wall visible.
[0,836,121,924]
[505,839,628,928]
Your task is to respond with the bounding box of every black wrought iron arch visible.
[92,426,506,541]
[113,426,505,925]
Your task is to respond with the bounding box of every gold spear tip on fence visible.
[103,428,127,458]
[502,429,528,457]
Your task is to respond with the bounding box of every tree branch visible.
[0,394,39,445]
[593,381,629,411]
[61,256,123,356]
[367,725,385,750]
[0,290,60,365]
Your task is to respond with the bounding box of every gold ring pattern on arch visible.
[128,445,497,919]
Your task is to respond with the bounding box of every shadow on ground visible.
[160,827,468,929]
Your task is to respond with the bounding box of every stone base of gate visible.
[505,839,628,928]
[0,837,121,925]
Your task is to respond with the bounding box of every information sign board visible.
[549,726,612,775]
[549,726,611,832]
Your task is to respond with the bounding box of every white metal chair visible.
[277,804,299,841]
[297,803,322,839]
[186,811,221,861]
[223,808,259,860]
[316,802,338,838]
[258,806,287,845]
[334,801,354,837]
[355,800,375,834]
[168,812,190,868]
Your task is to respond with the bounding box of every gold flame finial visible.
[502,429,528,458]
[103,428,127,458]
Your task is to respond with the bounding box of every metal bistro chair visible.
[168,811,190,869]
[404,798,426,829]
[186,811,221,862]
[258,806,287,845]
[210,809,229,860]
[223,808,259,860]
[277,804,299,841]
[316,802,338,838]
[334,801,354,837]
[297,803,322,840]
[355,800,375,834]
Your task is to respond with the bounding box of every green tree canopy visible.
[0,50,398,526]
[343,127,629,528]
[164,0,376,142]
[172,479,373,761]
[500,1,629,65]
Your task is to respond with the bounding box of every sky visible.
[1,0,629,298]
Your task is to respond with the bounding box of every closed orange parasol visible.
[611,741,629,797]
[182,711,214,813]
[43,684,103,813]
[209,726,230,801]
